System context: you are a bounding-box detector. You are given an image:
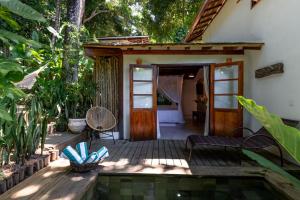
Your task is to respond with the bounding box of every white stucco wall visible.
[122,54,247,139]
[202,0,300,131]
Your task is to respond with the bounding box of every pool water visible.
[88,175,287,200]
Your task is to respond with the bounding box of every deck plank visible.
[158,140,167,165]
[144,140,153,165]
[152,140,159,165]
[164,140,174,166]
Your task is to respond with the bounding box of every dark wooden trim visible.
[214,93,238,96]
[156,63,210,68]
[214,78,238,81]
[123,49,244,55]
[255,63,284,78]
[85,47,122,57]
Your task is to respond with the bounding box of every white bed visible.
[158,105,185,124]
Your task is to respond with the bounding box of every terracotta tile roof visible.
[185,0,227,42]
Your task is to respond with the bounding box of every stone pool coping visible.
[0,160,299,200]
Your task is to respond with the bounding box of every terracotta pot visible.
[19,166,26,181]
[68,118,86,134]
[43,154,50,167]
[0,178,7,194]
[49,150,59,161]
[6,176,13,189]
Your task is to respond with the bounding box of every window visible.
[251,0,261,8]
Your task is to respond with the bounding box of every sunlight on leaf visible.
[0,0,46,22]
[237,96,300,163]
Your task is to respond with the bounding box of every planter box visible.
[6,176,13,189]
[26,163,34,177]
[19,166,26,181]
[0,178,7,194]
[13,171,20,185]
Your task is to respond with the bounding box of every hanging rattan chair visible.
[86,106,116,148]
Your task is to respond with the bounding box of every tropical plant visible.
[237,97,300,189]
[0,0,46,121]
[237,96,300,163]
[243,149,300,189]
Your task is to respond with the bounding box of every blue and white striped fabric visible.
[96,146,109,161]
[76,142,89,161]
[63,146,84,164]
[84,152,99,164]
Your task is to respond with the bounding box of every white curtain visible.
[158,75,185,123]
[203,66,210,136]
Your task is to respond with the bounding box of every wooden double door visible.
[129,61,244,141]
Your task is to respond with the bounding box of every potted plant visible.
[65,83,87,133]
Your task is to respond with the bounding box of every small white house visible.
[84,0,298,142]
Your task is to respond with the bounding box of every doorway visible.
[157,64,209,140]
[129,61,244,141]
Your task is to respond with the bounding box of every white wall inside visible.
[123,54,246,139]
[182,80,197,119]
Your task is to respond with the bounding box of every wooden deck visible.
[44,132,87,152]
[94,140,297,174]
[1,139,299,200]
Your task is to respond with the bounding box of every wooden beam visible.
[84,48,122,57]
[255,63,284,78]
[123,49,244,55]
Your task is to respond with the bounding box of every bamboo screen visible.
[94,56,119,127]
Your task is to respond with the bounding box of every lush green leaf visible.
[0,108,12,121]
[0,7,20,30]
[0,29,43,48]
[0,0,46,22]
[237,96,300,163]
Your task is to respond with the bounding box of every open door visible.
[130,65,157,141]
[210,61,244,137]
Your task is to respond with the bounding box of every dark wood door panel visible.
[214,111,242,137]
[130,110,156,141]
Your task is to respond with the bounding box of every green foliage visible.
[243,149,300,189]
[237,96,300,163]
[84,0,204,42]
[0,0,46,22]
[0,96,48,165]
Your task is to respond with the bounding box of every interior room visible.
[157,64,209,140]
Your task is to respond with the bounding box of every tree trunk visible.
[62,0,85,82]
[52,0,62,44]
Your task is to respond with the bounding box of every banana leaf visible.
[0,0,46,22]
[237,96,300,163]
[243,149,300,189]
